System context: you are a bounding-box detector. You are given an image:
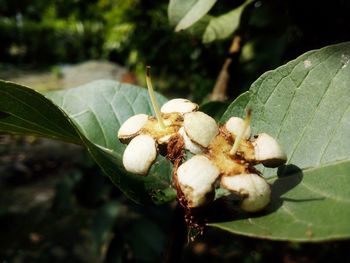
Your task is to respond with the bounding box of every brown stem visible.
[209,35,242,102]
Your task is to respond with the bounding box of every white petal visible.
[177,155,220,207]
[225,117,251,139]
[157,134,172,144]
[161,98,198,114]
[183,111,218,148]
[252,133,287,167]
[221,173,271,212]
[118,114,148,139]
[178,127,203,154]
[122,134,157,175]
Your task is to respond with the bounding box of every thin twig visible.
[209,35,242,101]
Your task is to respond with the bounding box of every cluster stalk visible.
[146,66,166,129]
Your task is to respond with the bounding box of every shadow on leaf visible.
[204,164,323,224]
[267,164,324,213]
[0,111,10,118]
[267,164,304,212]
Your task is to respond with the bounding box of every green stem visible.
[146,66,166,129]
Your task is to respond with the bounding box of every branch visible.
[209,35,242,101]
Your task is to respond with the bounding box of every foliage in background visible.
[0,0,225,102]
[2,0,349,103]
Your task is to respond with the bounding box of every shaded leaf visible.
[211,42,350,241]
[0,80,174,204]
[202,0,251,43]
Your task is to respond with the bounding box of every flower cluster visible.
[118,97,287,213]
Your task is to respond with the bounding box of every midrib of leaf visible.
[0,93,72,139]
[0,82,79,141]
[0,116,79,144]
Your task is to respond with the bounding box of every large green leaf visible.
[168,0,217,31]
[211,42,350,241]
[0,80,174,204]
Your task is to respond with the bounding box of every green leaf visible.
[212,42,350,241]
[168,0,217,31]
[168,0,252,43]
[202,0,251,43]
[0,80,174,204]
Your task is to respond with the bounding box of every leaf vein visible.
[287,61,342,162]
[318,92,350,163]
[72,94,108,147]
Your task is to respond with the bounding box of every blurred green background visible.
[1,0,350,262]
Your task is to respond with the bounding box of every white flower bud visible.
[177,155,220,208]
[183,111,218,148]
[122,134,157,175]
[178,127,203,154]
[221,173,271,212]
[161,98,198,114]
[118,114,148,141]
[252,133,287,167]
[225,117,251,139]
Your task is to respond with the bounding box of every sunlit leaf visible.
[211,42,350,241]
[168,0,217,31]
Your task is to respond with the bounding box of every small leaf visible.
[202,0,251,43]
[212,42,350,241]
[168,0,217,31]
[0,80,173,204]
